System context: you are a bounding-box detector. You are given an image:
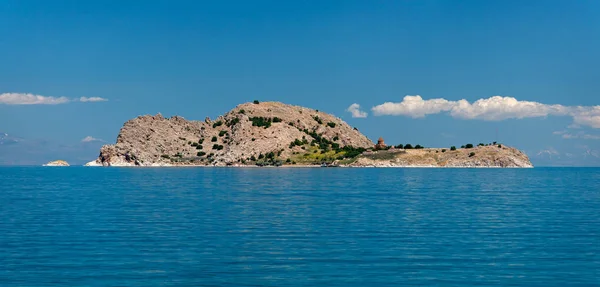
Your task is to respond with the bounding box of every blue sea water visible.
[0,167,599,286]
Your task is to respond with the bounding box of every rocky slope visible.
[343,145,533,168]
[91,101,374,166]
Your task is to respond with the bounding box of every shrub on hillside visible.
[211,136,218,142]
[212,121,223,128]
[404,144,413,149]
[313,116,323,124]
[253,100,260,104]
[327,122,336,128]
[465,144,474,149]
[450,146,456,151]
[250,117,272,128]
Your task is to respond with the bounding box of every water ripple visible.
[0,167,599,286]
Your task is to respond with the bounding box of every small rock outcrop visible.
[43,160,70,167]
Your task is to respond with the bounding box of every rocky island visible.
[43,160,70,167]
[89,101,533,168]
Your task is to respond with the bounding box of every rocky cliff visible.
[343,145,533,168]
[91,101,374,166]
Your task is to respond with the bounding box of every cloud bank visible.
[369,95,600,128]
[0,93,108,105]
[346,103,368,118]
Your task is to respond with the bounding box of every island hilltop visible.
[89,101,533,168]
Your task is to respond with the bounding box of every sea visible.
[1,167,599,286]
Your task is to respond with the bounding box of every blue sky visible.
[1,0,599,165]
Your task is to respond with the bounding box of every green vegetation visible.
[198,138,204,144]
[478,143,485,146]
[212,144,224,150]
[469,152,476,157]
[226,117,240,127]
[238,109,246,114]
[498,144,502,148]
[253,100,260,104]
[191,142,198,147]
[272,117,282,123]
[415,145,424,149]
[404,144,414,149]
[450,146,457,151]
[197,151,206,157]
[251,138,256,141]
[212,121,223,128]
[465,144,474,149]
[219,130,227,137]
[327,122,336,128]
[313,115,323,124]
[196,145,203,150]
[333,136,339,141]
[289,138,309,148]
[250,117,273,128]
[395,144,404,149]
[211,136,218,142]
[161,154,170,159]
[442,149,447,152]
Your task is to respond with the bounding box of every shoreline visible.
[82,163,533,168]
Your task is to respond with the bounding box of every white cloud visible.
[370,95,600,128]
[571,106,600,129]
[371,95,454,118]
[449,96,569,120]
[0,93,70,105]
[81,136,103,143]
[79,97,108,102]
[552,130,600,140]
[0,93,109,105]
[537,148,560,157]
[346,103,368,118]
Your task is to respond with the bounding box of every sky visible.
[1,0,599,166]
